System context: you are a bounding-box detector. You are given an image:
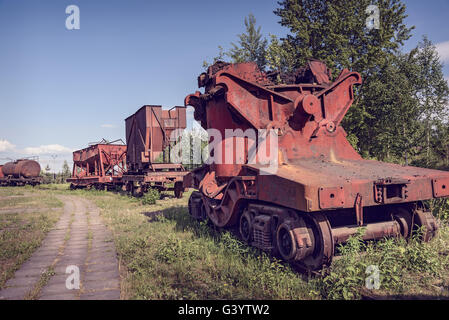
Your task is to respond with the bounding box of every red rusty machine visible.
[184,60,449,270]
[122,105,188,198]
[0,159,42,186]
[67,139,127,190]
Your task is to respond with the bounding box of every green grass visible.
[312,225,449,299]
[0,187,63,289]
[2,184,449,300]
[80,188,449,300]
[89,193,311,299]
[25,266,55,300]
[66,187,448,299]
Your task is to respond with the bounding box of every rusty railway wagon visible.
[184,60,449,270]
[0,159,42,186]
[122,105,188,198]
[67,140,127,190]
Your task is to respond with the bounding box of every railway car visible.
[0,159,42,186]
[184,60,448,270]
[67,140,127,190]
[122,105,188,198]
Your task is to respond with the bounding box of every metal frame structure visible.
[122,105,188,198]
[67,141,127,190]
[184,60,448,270]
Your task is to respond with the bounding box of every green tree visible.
[228,14,268,70]
[205,14,268,70]
[273,0,424,160]
[411,36,449,166]
[265,34,296,82]
[274,0,413,74]
[359,51,424,162]
[432,122,449,169]
[62,160,71,178]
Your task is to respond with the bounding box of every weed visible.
[141,189,160,205]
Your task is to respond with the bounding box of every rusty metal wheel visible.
[188,192,207,221]
[392,207,413,239]
[413,209,439,242]
[300,213,334,271]
[277,223,295,260]
[239,210,254,243]
[174,182,184,199]
[132,184,143,197]
[125,182,132,193]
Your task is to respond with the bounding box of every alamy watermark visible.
[169,128,279,175]
[365,265,380,290]
[366,5,380,30]
[65,5,80,30]
[65,265,80,289]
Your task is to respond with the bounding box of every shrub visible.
[141,189,160,205]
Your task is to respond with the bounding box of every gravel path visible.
[0,195,121,300]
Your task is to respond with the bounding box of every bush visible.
[315,224,449,300]
[141,189,160,205]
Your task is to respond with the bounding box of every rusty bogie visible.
[184,60,447,270]
[188,190,438,270]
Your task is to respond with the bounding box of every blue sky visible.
[0,0,448,171]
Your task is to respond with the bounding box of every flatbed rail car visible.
[122,105,188,198]
[0,159,42,186]
[67,140,127,190]
[184,60,449,270]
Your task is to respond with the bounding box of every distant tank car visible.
[0,159,42,186]
[184,60,448,270]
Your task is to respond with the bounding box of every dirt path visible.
[0,195,121,300]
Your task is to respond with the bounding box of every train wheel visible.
[274,213,333,270]
[300,213,334,270]
[413,209,439,242]
[391,207,413,239]
[174,182,184,199]
[188,192,207,221]
[239,209,254,243]
[132,185,143,197]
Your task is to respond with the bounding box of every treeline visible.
[40,160,71,184]
[205,0,449,169]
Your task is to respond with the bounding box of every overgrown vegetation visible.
[0,187,63,289]
[1,185,449,299]
[141,189,160,206]
[314,225,449,299]
[67,187,449,300]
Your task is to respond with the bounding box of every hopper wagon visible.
[67,140,127,190]
[122,105,188,198]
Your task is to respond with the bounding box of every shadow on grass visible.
[142,205,194,229]
[139,204,314,281]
